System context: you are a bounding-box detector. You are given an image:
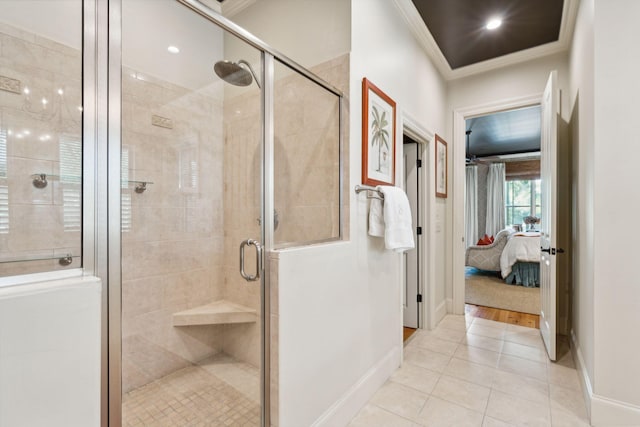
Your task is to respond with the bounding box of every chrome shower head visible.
[213,59,261,89]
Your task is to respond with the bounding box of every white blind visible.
[59,136,82,232]
[0,130,9,234]
[121,146,131,232]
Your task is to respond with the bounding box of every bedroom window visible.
[505,179,541,226]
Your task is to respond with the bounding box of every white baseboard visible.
[591,394,640,426]
[445,298,453,313]
[311,346,401,427]
[570,329,593,419]
[435,300,447,325]
[571,330,640,426]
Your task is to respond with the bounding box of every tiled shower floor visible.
[122,354,260,426]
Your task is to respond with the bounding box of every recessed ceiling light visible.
[486,18,502,30]
[167,45,180,54]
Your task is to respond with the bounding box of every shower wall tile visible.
[221,85,263,366]
[272,54,349,247]
[269,253,279,316]
[223,322,262,369]
[0,23,82,275]
[6,157,54,205]
[121,60,226,391]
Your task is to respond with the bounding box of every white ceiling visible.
[0,0,82,49]
[122,0,225,90]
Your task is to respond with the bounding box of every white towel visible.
[368,197,385,237]
[378,186,415,253]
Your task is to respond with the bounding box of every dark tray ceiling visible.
[411,0,564,69]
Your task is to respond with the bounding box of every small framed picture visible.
[435,134,447,198]
[362,78,396,186]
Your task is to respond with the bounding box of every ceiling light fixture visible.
[167,45,180,54]
[486,18,502,30]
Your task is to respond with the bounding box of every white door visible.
[403,142,419,328]
[540,71,559,361]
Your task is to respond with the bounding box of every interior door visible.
[403,142,419,328]
[540,70,559,361]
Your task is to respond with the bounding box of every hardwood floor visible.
[466,303,540,329]
[403,327,417,342]
[403,305,538,340]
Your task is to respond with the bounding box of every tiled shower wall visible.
[273,55,348,247]
[120,70,227,392]
[0,22,82,276]
[222,85,263,369]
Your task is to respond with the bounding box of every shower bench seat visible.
[172,299,257,326]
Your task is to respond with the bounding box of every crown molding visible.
[196,0,222,13]
[392,0,579,81]
[221,0,257,18]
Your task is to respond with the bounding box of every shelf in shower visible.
[172,299,257,326]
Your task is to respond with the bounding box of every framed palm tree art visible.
[362,78,396,186]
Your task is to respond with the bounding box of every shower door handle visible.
[239,239,263,281]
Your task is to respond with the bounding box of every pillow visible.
[476,234,494,245]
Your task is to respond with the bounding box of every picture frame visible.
[362,78,396,187]
[435,134,448,198]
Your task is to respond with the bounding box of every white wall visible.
[592,0,640,414]
[0,276,101,427]
[229,0,350,69]
[447,53,569,305]
[347,0,449,320]
[567,0,595,396]
[448,52,570,113]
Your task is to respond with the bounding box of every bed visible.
[500,232,541,287]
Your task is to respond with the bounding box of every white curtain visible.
[465,166,478,247]
[485,163,505,236]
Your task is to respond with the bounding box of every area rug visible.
[465,267,540,315]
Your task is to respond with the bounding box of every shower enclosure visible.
[0,0,343,424]
[111,1,344,426]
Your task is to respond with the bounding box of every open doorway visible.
[400,114,436,340]
[403,135,421,337]
[463,106,542,323]
[453,72,570,361]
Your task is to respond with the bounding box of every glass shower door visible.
[118,1,265,425]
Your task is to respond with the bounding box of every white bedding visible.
[500,232,541,278]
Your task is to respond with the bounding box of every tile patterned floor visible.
[349,315,591,427]
[122,354,260,427]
